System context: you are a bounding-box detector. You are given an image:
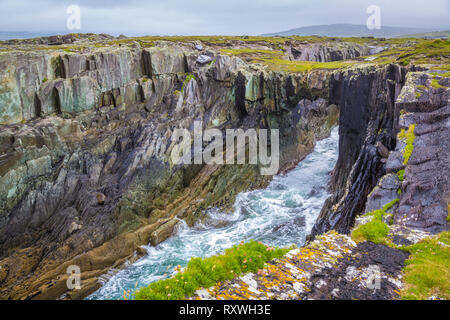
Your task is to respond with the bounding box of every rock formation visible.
[0,34,448,300]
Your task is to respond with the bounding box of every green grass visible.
[397,169,405,182]
[369,39,450,66]
[399,124,416,165]
[262,58,354,73]
[351,198,399,244]
[400,231,450,300]
[430,64,450,77]
[181,73,196,93]
[430,64,450,78]
[430,78,447,89]
[134,241,290,300]
[220,47,355,73]
[398,124,416,165]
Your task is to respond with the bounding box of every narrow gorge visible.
[0,35,448,300]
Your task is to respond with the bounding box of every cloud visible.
[0,0,448,35]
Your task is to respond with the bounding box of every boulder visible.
[196,54,213,65]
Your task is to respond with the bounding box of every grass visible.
[398,124,416,165]
[430,78,446,89]
[400,231,450,300]
[134,241,290,300]
[430,64,450,77]
[351,182,449,300]
[397,169,405,182]
[220,48,355,73]
[181,73,196,93]
[369,39,450,66]
[351,198,399,244]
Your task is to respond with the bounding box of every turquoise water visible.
[87,127,339,300]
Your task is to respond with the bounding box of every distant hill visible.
[261,24,445,38]
[394,31,449,39]
[0,31,55,40]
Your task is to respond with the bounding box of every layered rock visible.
[311,64,408,236]
[0,42,339,299]
[286,42,370,62]
[313,67,449,238]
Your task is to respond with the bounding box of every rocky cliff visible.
[0,37,341,299]
[312,66,449,237]
[0,35,448,300]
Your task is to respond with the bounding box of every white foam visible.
[87,127,340,300]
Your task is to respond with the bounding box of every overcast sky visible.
[0,0,449,35]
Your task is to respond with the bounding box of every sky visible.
[0,0,449,36]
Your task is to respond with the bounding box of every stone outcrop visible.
[286,42,370,62]
[312,67,449,237]
[311,64,408,236]
[192,231,409,300]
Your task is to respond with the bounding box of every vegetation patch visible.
[134,241,289,300]
[430,64,450,78]
[220,48,355,73]
[397,169,405,182]
[181,73,196,93]
[430,78,446,89]
[398,124,416,165]
[371,39,450,66]
[400,231,450,300]
[351,198,399,244]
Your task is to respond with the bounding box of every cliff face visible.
[311,60,450,241]
[192,67,449,302]
[0,41,339,299]
[310,64,407,236]
[0,35,447,300]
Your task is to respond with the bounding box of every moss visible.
[430,78,446,89]
[153,198,166,210]
[351,198,399,244]
[134,241,289,300]
[397,169,405,182]
[181,73,196,93]
[369,39,450,66]
[400,231,450,300]
[416,84,426,99]
[220,48,355,73]
[430,64,450,78]
[401,124,416,165]
[42,77,48,83]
